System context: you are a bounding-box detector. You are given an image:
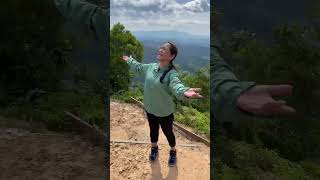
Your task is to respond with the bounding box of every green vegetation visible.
[214,137,317,180]
[213,4,320,178]
[0,91,105,131]
[175,65,210,138]
[0,0,69,94]
[180,66,210,112]
[111,86,144,103]
[0,0,106,131]
[110,23,144,94]
[175,105,210,137]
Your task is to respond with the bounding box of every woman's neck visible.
[159,61,170,68]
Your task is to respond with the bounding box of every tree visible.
[0,0,72,98]
[110,23,144,93]
[180,65,210,112]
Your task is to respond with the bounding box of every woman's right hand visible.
[122,55,131,61]
[184,88,203,99]
[236,84,296,116]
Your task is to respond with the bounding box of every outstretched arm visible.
[211,44,256,122]
[122,56,151,75]
[54,0,108,42]
[168,72,203,101]
[211,39,295,123]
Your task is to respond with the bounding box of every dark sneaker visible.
[168,150,177,166]
[149,146,158,162]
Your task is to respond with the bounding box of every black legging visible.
[146,112,176,147]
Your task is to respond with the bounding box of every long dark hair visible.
[160,42,178,83]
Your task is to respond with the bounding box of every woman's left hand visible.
[184,88,203,98]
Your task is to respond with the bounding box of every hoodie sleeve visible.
[54,0,108,42]
[211,38,257,124]
[168,71,190,101]
[126,57,152,75]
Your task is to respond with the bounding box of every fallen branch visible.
[64,111,106,147]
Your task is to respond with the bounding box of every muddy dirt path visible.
[0,117,105,180]
[110,101,210,180]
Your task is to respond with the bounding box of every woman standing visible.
[122,42,203,166]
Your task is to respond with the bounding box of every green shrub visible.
[0,91,105,131]
[175,105,210,138]
[111,87,143,103]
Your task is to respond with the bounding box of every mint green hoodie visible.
[127,57,190,117]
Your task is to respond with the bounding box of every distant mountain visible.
[132,31,210,47]
[67,28,209,81]
[131,31,210,74]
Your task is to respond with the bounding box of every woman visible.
[122,42,203,166]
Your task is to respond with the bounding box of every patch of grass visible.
[111,87,143,103]
[175,105,210,138]
[214,136,320,180]
[0,91,105,131]
[213,137,319,180]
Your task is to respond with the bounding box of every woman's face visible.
[157,43,174,62]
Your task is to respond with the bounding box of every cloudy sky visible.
[110,0,210,36]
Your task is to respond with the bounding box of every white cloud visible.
[111,0,209,13]
[183,0,210,12]
[110,0,210,35]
